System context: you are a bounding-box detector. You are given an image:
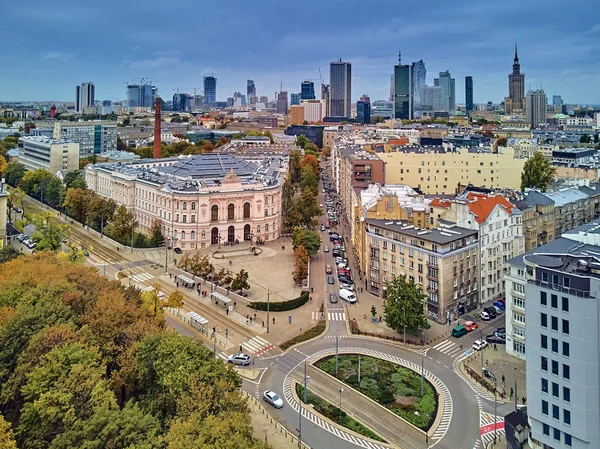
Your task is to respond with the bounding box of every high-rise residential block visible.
[300,99,326,123]
[76,82,95,113]
[203,76,217,104]
[247,80,256,104]
[329,59,352,118]
[301,81,315,100]
[465,76,473,115]
[53,121,117,158]
[18,136,80,173]
[393,52,412,120]
[506,43,525,113]
[526,89,547,128]
[411,60,426,106]
[290,93,301,105]
[437,70,455,112]
[276,91,288,114]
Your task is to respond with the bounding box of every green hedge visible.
[249,291,309,312]
[295,384,385,442]
[280,320,325,350]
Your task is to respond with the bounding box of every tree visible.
[292,228,321,256]
[580,134,591,144]
[383,275,430,334]
[108,205,134,241]
[296,187,322,228]
[7,186,25,219]
[116,136,127,152]
[0,155,7,175]
[231,269,250,295]
[520,151,556,192]
[149,219,164,246]
[281,176,295,225]
[296,135,310,150]
[0,413,17,449]
[32,211,70,251]
[300,153,320,176]
[321,146,331,159]
[63,188,92,223]
[594,134,599,144]
[43,177,65,208]
[166,291,184,309]
[63,170,87,190]
[292,245,309,285]
[304,142,319,154]
[0,246,20,265]
[289,149,302,182]
[19,169,53,199]
[300,164,318,195]
[4,162,26,187]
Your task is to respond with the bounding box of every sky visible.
[1,0,599,105]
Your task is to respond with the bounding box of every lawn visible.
[295,384,385,442]
[315,354,437,430]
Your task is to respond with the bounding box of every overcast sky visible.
[1,0,599,104]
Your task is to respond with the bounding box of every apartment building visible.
[365,219,479,323]
[524,251,600,449]
[379,146,527,194]
[53,121,117,158]
[545,187,600,236]
[17,136,80,174]
[513,191,556,251]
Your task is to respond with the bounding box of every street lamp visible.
[402,307,406,345]
[298,361,310,448]
[486,369,498,445]
[338,387,344,421]
[480,329,484,374]
[266,288,271,334]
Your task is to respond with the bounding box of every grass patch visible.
[315,354,437,430]
[295,384,385,442]
[249,291,309,312]
[280,320,325,350]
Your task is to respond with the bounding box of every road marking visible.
[131,272,154,283]
[217,352,228,361]
[479,412,505,445]
[327,312,346,321]
[243,336,275,356]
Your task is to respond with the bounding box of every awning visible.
[176,275,196,286]
[187,312,208,325]
[211,291,232,304]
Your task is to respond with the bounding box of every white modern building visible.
[18,136,80,174]
[300,99,326,122]
[53,121,117,158]
[85,153,286,249]
[76,82,95,113]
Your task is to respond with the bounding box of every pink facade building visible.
[85,153,285,249]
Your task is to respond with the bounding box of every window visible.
[563,364,570,380]
[182,202,187,210]
[552,360,559,375]
[553,427,561,441]
[552,382,559,397]
[562,297,569,312]
[265,224,269,232]
[541,335,548,349]
[211,205,219,222]
[565,433,572,446]
[551,316,558,331]
[542,400,548,415]
[564,409,571,425]
[563,341,570,357]
[551,338,558,353]
[181,231,186,240]
[182,215,187,223]
[243,202,251,219]
[191,202,196,210]
[551,294,558,309]
[190,231,195,241]
[191,215,196,223]
[541,378,548,393]
[563,386,571,403]
[562,319,570,335]
[541,291,547,306]
[542,424,549,436]
[228,203,235,220]
[541,356,548,371]
[541,313,548,328]
[552,404,559,420]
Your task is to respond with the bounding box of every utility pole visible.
[266,288,271,333]
[421,353,424,397]
[298,361,309,448]
[335,335,339,376]
[358,356,361,383]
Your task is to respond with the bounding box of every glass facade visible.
[394,64,412,120]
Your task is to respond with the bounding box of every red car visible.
[464,321,478,332]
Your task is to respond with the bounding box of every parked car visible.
[329,293,338,303]
[494,329,506,339]
[493,300,505,310]
[227,353,251,366]
[484,307,497,319]
[480,311,491,321]
[492,305,503,314]
[327,275,335,285]
[174,247,182,254]
[464,321,478,332]
[339,282,354,291]
[338,276,353,285]
[486,335,506,345]
[472,339,488,351]
[263,390,284,408]
[329,235,340,242]
[339,288,357,303]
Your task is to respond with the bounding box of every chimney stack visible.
[153,97,161,159]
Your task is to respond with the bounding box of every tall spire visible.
[398,50,402,65]
[514,42,518,62]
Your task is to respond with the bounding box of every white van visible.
[339,288,357,304]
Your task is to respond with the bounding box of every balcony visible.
[427,287,439,294]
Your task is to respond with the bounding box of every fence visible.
[164,307,228,349]
[242,391,311,449]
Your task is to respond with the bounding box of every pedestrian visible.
[510,387,514,400]
[522,396,526,405]
[379,315,382,322]
[234,301,237,309]
[254,313,257,320]
[486,359,489,368]
[262,320,265,328]
[494,343,497,351]
[502,375,505,385]
[273,317,275,324]
[250,317,253,324]
[240,344,243,352]
[169,273,172,279]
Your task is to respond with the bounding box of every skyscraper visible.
[329,59,352,118]
[203,76,217,104]
[411,60,426,107]
[420,86,444,111]
[552,95,563,106]
[247,80,256,104]
[526,89,547,128]
[276,91,288,114]
[437,71,455,112]
[301,81,315,100]
[126,83,153,109]
[356,100,371,125]
[506,43,525,113]
[172,93,191,112]
[321,84,330,117]
[290,93,301,105]
[76,82,95,113]
[393,52,412,120]
[465,76,474,115]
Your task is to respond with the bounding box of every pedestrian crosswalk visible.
[327,311,346,321]
[432,340,468,358]
[311,311,325,322]
[217,352,228,361]
[243,336,275,356]
[480,412,505,445]
[131,272,154,284]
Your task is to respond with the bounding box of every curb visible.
[458,359,513,404]
[279,320,327,353]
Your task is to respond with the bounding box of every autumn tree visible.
[7,186,25,218]
[86,194,116,231]
[108,205,135,241]
[166,291,184,309]
[0,413,16,449]
[0,155,7,175]
[297,186,322,228]
[292,228,321,256]
[63,188,92,223]
[293,245,309,285]
[289,149,302,182]
[230,269,250,295]
[300,164,319,195]
[31,211,70,251]
[521,151,557,192]
[300,153,319,175]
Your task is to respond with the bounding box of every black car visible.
[174,247,183,254]
[484,307,497,319]
[327,275,335,285]
[338,276,353,284]
[486,335,506,345]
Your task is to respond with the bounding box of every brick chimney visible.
[153,98,161,159]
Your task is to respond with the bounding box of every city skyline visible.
[1,0,599,104]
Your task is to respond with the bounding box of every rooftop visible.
[365,218,478,245]
[508,237,600,268]
[525,253,600,280]
[543,188,590,207]
[461,193,518,223]
[19,136,73,145]
[361,184,428,212]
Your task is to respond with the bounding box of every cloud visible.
[126,57,181,70]
[42,51,74,61]
[588,24,600,34]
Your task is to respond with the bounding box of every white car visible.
[340,282,354,291]
[472,339,488,351]
[263,390,284,408]
[323,245,329,253]
[227,353,251,366]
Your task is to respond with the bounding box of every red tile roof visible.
[466,193,515,223]
[430,198,451,208]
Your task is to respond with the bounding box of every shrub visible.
[280,320,325,350]
[249,291,309,312]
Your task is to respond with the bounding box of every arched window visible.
[244,224,251,241]
[191,231,196,241]
[191,202,196,210]
[175,201,179,210]
[211,227,219,244]
[211,205,218,222]
[257,225,261,233]
[265,224,269,232]
[201,230,206,239]
[182,202,187,210]
[227,225,235,242]
[227,203,235,220]
[243,202,251,219]
[181,231,186,240]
